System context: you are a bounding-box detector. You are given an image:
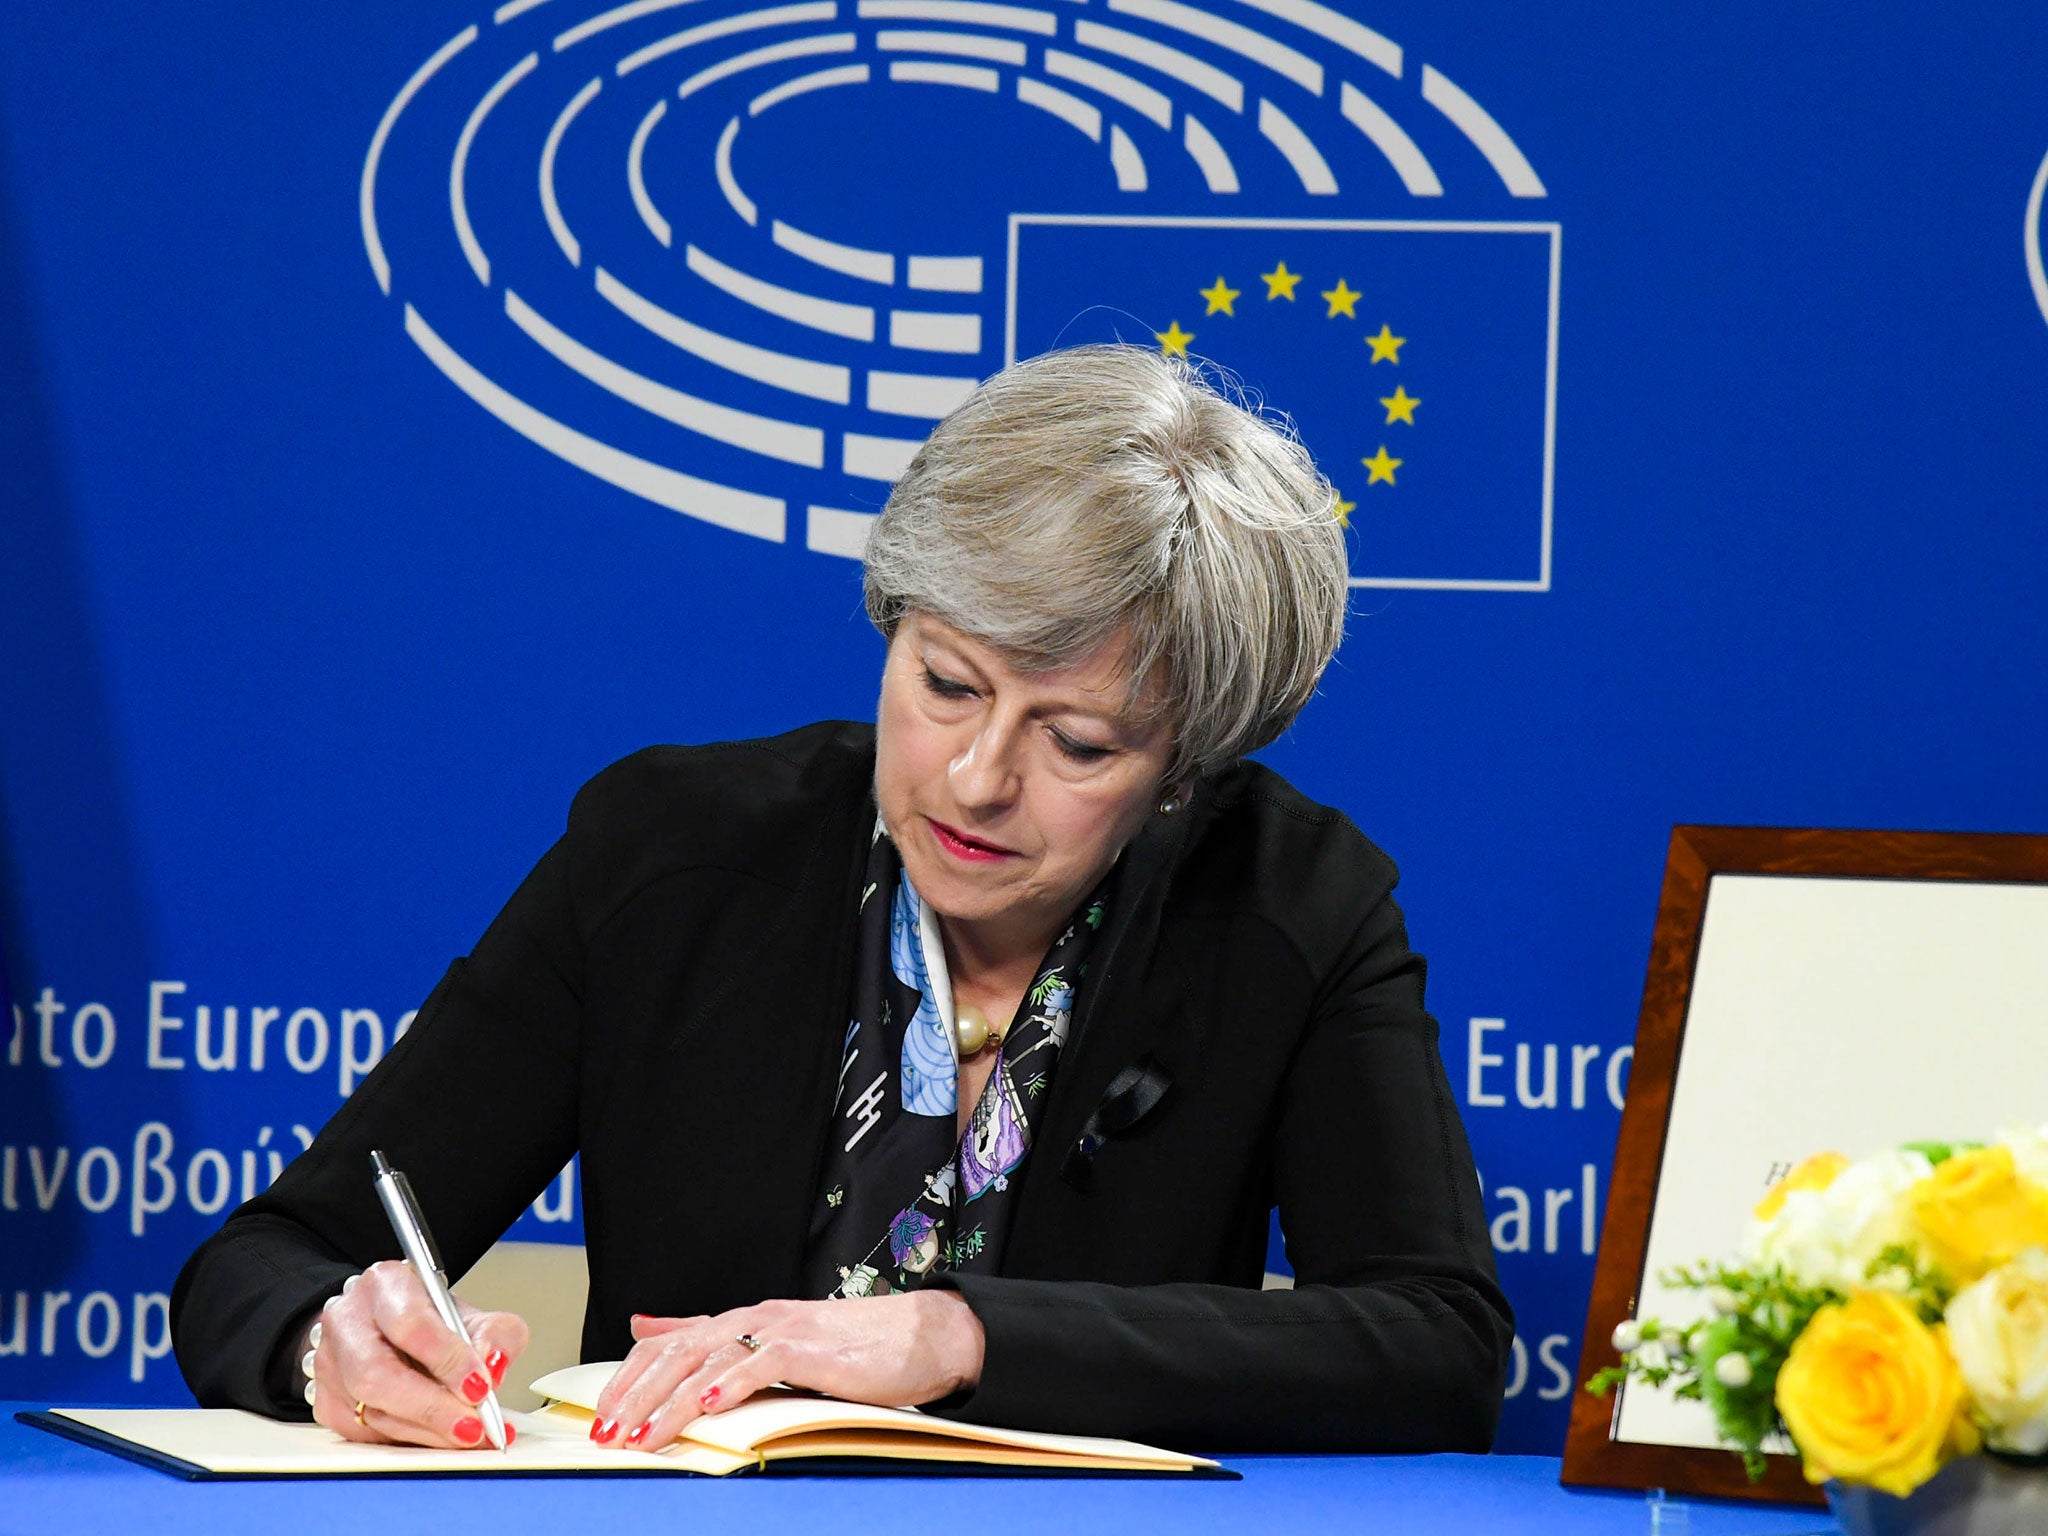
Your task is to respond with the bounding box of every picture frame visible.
[1561,825,2048,1505]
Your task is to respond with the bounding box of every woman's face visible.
[874,612,1176,956]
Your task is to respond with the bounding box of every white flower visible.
[1659,1329,1688,1358]
[1947,1248,2048,1454]
[1996,1124,2048,1189]
[1707,1286,1740,1316]
[1612,1321,1643,1353]
[1714,1352,1753,1388]
[1742,1148,1933,1293]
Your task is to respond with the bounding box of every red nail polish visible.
[700,1385,721,1410]
[591,1417,618,1444]
[626,1423,650,1447]
[504,1423,517,1447]
[486,1350,507,1386]
[453,1417,483,1445]
[462,1371,489,1403]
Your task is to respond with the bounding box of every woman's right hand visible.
[300,1258,530,1448]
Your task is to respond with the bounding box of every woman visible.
[171,344,1512,1456]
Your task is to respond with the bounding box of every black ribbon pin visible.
[1060,1056,1173,1188]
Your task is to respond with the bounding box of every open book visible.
[526,1362,1221,1474]
[23,1361,1222,1479]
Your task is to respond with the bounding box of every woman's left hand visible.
[589,1291,986,1449]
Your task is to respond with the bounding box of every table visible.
[0,1405,1840,1536]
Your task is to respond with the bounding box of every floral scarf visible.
[801,822,1109,1298]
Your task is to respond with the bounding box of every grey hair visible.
[862,343,1349,783]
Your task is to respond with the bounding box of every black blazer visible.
[171,722,1512,1453]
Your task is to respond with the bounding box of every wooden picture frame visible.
[1562,826,2048,1505]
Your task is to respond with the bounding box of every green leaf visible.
[1866,1244,1954,1315]
[1586,1255,1831,1483]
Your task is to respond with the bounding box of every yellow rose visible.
[1775,1291,1977,1497]
[1909,1147,2048,1284]
[1756,1151,1853,1221]
[1947,1249,2048,1454]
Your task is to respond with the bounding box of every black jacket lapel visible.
[1004,785,1210,1263]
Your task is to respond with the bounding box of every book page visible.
[49,1406,749,1477]
[529,1362,1214,1469]
[756,1427,1201,1472]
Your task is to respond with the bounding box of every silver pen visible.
[369,1149,510,1451]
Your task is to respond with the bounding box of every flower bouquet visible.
[1588,1128,2048,1531]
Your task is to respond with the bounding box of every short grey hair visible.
[863,344,1349,783]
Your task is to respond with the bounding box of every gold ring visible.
[736,1333,763,1352]
[353,1400,368,1426]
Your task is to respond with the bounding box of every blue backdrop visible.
[3,0,2045,1455]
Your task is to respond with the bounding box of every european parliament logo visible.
[360,0,1560,587]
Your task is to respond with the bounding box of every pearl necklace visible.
[953,1004,1002,1057]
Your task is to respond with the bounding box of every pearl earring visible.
[1158,795,1181,816]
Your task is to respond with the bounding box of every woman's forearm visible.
[171,1213,360,1415]
[918,1286,987,1396]
[928,1270,1511,1451]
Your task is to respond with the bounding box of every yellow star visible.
[1380,385,1420,425]
[1321,278,1360,319]
[1366,324,1405,363]
[1362,446,1402,485]
[1199,276,1240,317]
[1334,496,1356,528]
[1260,261,1302,301]
[1155,320,1194,357]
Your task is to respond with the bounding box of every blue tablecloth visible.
[0,1405,1839,1536]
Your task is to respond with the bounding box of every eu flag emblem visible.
[1007,217,1559,591]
